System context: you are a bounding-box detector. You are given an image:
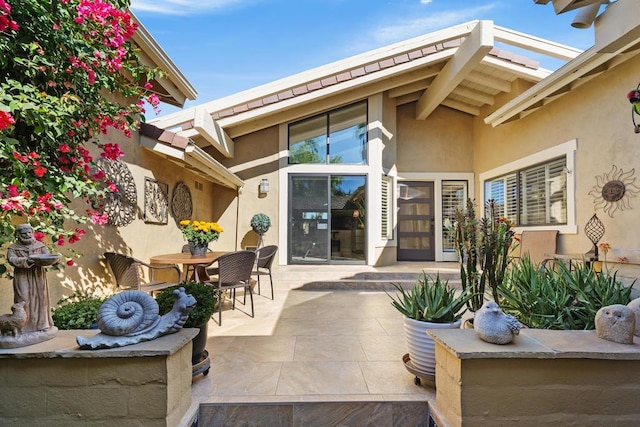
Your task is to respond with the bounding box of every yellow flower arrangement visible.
[179,220,223,246]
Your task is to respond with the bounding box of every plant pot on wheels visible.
[404,317,461,381]
[191,322,210,376]
[154,281,218,377]
[387,272,472,386]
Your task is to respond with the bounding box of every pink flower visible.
[12,151,28,163]
[7,184,18,197]
[66,259,75,266]
[34,165,47,177]
[58,144,71,153]
[89,211,109,225]
[100,143,124,160]
[0,111,15,130]
[33,232,45,242]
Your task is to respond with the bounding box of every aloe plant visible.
[387,272,473,323]
[499,256,634,330]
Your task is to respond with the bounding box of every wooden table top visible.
[149,251,228,265]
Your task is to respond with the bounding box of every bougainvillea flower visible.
[0,110,15,129]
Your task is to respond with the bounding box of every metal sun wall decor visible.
[94,158,137,227]
[144,177,169,224]
[171,182,193,223]
[588,165,640,217]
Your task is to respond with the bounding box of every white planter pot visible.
[403,316,461,376]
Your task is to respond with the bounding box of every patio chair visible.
[254,245,278,299]
[512,230,558,266]
[104,252,181,294]
[195,250,257,326]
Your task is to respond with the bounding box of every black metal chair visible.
[104,252,180,294]
[253,245,278,299]
[195,250,257,326]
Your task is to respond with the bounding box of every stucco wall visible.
[396,103,474,173]
[216,126,280,251]
[473,54,640,283]
[0,124,223,313]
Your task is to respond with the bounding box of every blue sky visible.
[129,0,599,116]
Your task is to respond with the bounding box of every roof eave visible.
[131,12,198,107]
[486,0,640,127]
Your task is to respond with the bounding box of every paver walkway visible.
[186,262,460,425]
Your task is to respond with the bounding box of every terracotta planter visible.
[403,317,461,377]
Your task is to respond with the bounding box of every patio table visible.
[150,251,228,281]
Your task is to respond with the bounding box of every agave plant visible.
[499,256,634,330]
[387,272,473,323]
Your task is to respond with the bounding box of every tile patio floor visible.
[187,262,461,424]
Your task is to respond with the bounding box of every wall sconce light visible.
[259,178,269,195]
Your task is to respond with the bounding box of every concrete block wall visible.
[428,329,640,427]
[0,329,197,426]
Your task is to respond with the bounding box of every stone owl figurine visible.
[595,304,636,344]
[628,298,640,337]
[474,301,522,344]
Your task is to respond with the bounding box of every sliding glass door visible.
[289,175,366,264]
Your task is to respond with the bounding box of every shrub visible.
[499,256,634,330]
[250,213,271,235]
[155,281,219,328]
[52,290,108,330]
[387,272,472,323]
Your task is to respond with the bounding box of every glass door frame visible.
[288,173,367,265]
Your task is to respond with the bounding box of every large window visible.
[484,157,567,226]
[288,101,367,164]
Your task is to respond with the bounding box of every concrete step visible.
[296,279,462,291]
[290,271,462,291]
[196,400,431,426]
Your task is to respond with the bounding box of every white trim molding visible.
[479,139,578,234]
[398,172,475,262]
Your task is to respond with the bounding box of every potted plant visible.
[179,220,223,256]
[52,290,108,330]
[155,281,219,366]
[452,198,515,320]
[387,272,472,380]
[250,213,271,247]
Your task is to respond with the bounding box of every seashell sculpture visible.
[76,287,197,350]
[595,304,636,344]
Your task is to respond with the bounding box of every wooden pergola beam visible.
[415,20,494,120]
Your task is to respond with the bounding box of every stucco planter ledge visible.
[0,328,198,427]
[427,329,640,427]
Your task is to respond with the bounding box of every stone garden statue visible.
[0,224,59,348]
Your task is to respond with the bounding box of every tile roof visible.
[210,37,539,121]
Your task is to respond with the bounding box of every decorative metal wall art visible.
[171,182,193,223]
[588,165,639,217]
[144,178,169,224]
[585,214,605,260]
[93,158,137,227]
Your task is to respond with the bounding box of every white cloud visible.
[130,0,247,15]
[370,3,497,45]
[421,0,433,3]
